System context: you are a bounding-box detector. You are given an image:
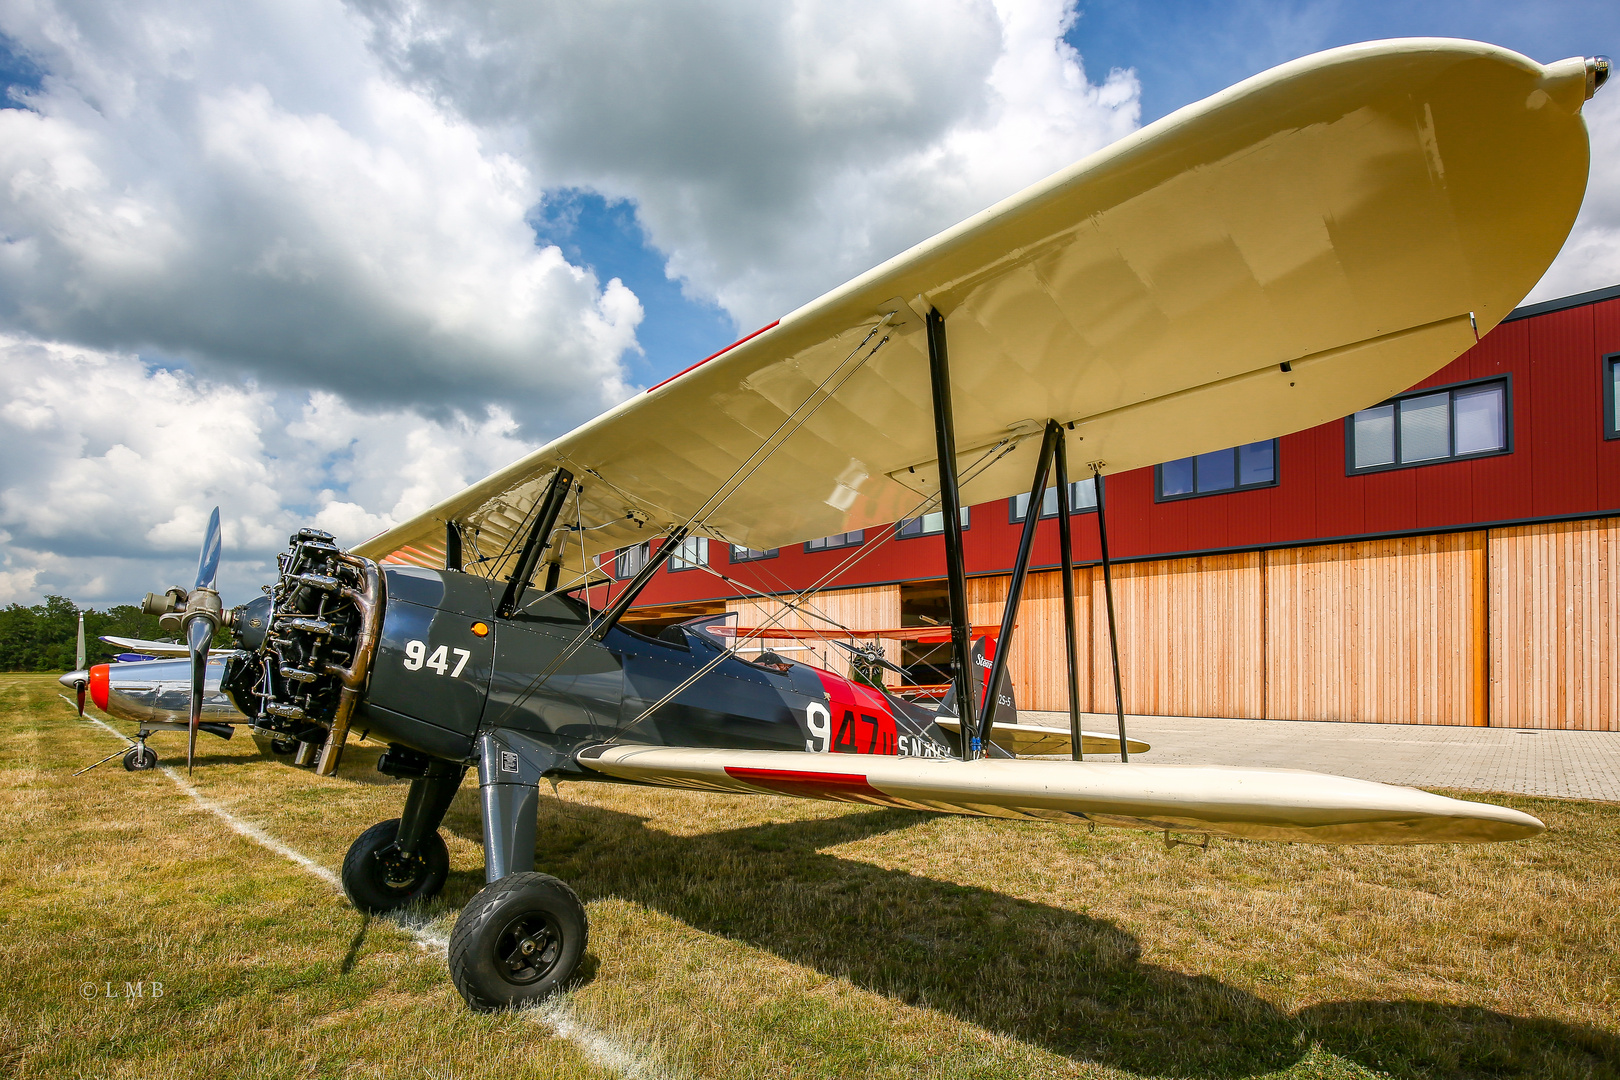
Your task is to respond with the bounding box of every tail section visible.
[934,636,1018,753]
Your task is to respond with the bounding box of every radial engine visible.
[221,529,383,773]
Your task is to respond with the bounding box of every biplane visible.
[61,41,1606,1011]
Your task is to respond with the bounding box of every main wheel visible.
[340,819,449,914]
[448,873,588,1011]
[122,745,158,771]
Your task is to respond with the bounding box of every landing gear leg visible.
[341,760,464,914]
[448,729,587,1010]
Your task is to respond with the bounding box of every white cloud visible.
[0,0,640,425]
[0,0,1146,606]
[0,334,534,605]
[1526,86,1620,303]
[360,0,1142,326]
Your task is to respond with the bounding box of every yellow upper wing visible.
[355,39,1597,582]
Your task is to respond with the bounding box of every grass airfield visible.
[2,673,1617,1080]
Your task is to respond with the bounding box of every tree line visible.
[0,596,169,672]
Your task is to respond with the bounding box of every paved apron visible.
[1021,712,1620,803]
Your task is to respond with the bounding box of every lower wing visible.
[575,745,1541,845]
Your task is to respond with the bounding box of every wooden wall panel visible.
[725,585,902,683]
[1090,553,1264,719]
[965,570,1091,712]
[750,517,1618,729]
[1265,534,1479,725]
[1489,519,1619,730]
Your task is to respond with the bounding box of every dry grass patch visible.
[2,673,1616,1079]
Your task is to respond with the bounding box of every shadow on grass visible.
[427,795,1618,1080]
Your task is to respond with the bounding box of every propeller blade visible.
[74,610,87,716]
[185,505,224,773]
[186,614,212,774]
[195,506,222,592]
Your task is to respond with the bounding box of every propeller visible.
[183,507,224,774]
[74,610,86,717]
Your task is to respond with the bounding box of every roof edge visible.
[1501,282,1620,323]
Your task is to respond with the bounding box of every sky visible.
[0,0,1615,608]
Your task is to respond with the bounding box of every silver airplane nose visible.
[60,669,88,689]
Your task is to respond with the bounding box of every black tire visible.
[340,819,449,914]
[122,746,158,771]
[448,873,588,1011]
[270,737,298,755]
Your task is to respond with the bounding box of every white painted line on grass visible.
[534,1000,672,1080]
[73,708,671,1080]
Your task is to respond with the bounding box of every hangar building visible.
[604,283,1620,731]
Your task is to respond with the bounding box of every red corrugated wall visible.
[611,295,1620,608]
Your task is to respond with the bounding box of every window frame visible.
[803,530,865,553]
[728,544,779,563]
[1153,439,1280,503]
[1007,480,1099,523]
[666,535,709,573]
[613,541,650,580]
[1604,353,1620,441]
[1343,374,1514,476]
[897,506,971,539]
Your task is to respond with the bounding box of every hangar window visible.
[1606,354,1620,440]
[805,530,864,552]
[1156,440,1277,501]
[1009,479,1097,522]
[668,536,708,572]
[897,507,970,538]
[729,544,778,562]
[614,542,649,579]
[1346,377,1509,473]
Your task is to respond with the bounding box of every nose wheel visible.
[340,818,450,914]
[448,873,587,1011]
[122,744,159,771]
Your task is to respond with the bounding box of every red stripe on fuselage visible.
[812,669,898,755]
[723,766,885,801]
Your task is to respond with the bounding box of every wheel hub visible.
[496,913,561,985]
[373,843,426,890]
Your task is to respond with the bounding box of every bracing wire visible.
[485,321,896,727]
[616,431,1035,731]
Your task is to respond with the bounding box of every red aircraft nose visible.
[89,664,110,712]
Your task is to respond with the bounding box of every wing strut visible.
[1091,462,1130,762]
[925,308,978,761]
[497,468,574,618]
[445,521,462,572]
[589,526,690,640]
[975,421,1061,756]
[1053,424,1084,760]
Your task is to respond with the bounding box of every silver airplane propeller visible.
[73,610,87,717]
[182,507,224,773]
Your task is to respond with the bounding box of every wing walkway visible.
[1019,712,1620,802]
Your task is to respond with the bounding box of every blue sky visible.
[543,1,1619,386]
[1066,1,1618,126]
[529,189,738,390]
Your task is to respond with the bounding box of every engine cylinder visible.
[222,529,383,772]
